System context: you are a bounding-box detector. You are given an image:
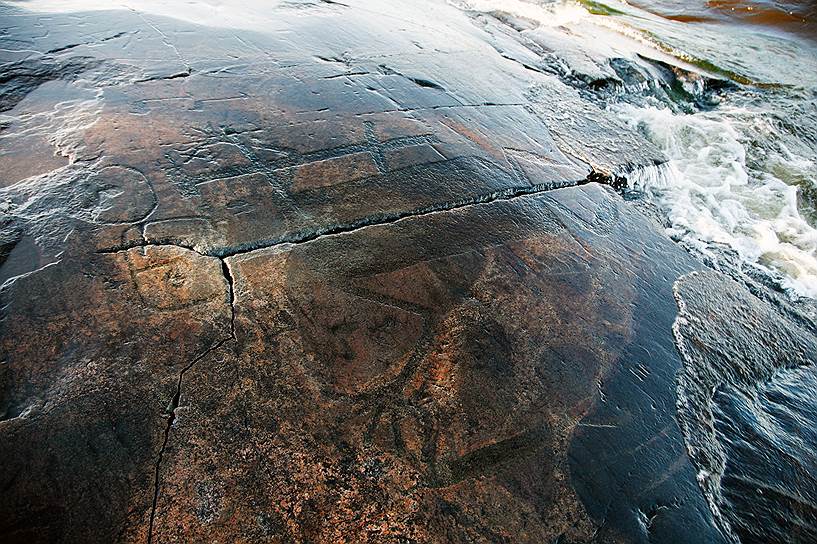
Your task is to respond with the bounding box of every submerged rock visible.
[0,1,813,543]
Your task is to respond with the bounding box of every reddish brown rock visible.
[291,152,381,192]
[2,2,810,544]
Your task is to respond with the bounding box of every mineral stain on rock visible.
[0,1,814,543]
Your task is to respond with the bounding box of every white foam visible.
[615,103,817,298]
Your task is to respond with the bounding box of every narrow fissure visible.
[146,338,230,544]
[145,256,238,543]
[107,165,626,544]
[220,258,237,340]
[99,169,623,260]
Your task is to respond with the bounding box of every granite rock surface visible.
[0,1,812,543]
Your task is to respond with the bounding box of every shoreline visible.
[0,1,815,542]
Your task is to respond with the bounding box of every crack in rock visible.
[134,70,193,84]
[45,31,135,55]
[144,252,239,542]
[219,258,237,341]
[146,337,231,544]
[98,171,619,259]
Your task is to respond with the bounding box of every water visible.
[629,1,817,40]
[608,1,817,299]
[454,0,817,301]
[616,99,817,298]
[451,1,817,542]
[598,7,817,539]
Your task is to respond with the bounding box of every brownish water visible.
[630,0,817,39]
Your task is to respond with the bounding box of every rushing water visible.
[616,98,817,298]
[450,1,817,543]
[4,1,816,541]
[609,1,817,299]
[455,0,817,301]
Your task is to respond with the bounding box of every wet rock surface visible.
[674,271,817,544]
[0,1,814,543]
